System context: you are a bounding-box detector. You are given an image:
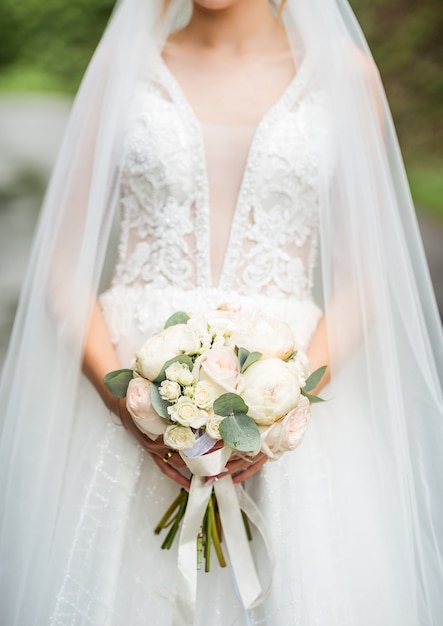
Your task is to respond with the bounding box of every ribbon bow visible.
[172,449,274,626]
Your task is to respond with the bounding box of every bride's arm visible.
[82,300,192,489]
[306,313,331,396]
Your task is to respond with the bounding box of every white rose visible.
[197,331,213,354]
[287,350,311,388]
[126,378,168,439]
[228,312,295,360]
[165,362,194,386]
[135,324,189,380]
[211,335,226,349]
[193,381,215,409]
[261,396,311,460]
[182,385,195,398]
[193,346,242,397]
[241,358,300,426]
[180,328,202,355]
[159,379,181,402]
[167,396,207,428]
[208,317,235,339]
[163,424,196,450]
[186,316,209,337]
[205,412,224,440]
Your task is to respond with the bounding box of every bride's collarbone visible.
[162,48,296,126]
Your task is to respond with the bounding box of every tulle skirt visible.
[47,285,421,625]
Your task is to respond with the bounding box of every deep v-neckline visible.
[156,52,311,290]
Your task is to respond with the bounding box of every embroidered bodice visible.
[111,56,330,300]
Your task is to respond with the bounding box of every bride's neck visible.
[185,0,281,52]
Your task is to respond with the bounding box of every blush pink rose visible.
[126,377,167,440]
[194,346,242,397]
[260,396,311,460]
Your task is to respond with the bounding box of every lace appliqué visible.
[106,58,331,337]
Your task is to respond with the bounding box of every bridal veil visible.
[0,0,442,623]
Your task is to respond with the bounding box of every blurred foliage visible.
[0,0,114,92]
[0,0,441,168]
[351,0,443,164]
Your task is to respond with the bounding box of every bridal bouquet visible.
[104,306,325,571]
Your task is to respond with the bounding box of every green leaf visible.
[103,369,133,398]
[164,311,190,328]
[213,393,249,417]
[285,351,297,362]
[238,347,249,370]
[240,351,262,373]
[219,413,261,452]
[304,365,328,392]
[152,354,194,383]
[301,389,325,403]
[150,383,171,419]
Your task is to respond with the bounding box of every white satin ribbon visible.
[172,448,275,625]
[172,475,212,626]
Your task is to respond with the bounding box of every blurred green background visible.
[0,0,442,215]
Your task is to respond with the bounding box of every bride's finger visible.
[150,455,191,490]
[232,454,268,484]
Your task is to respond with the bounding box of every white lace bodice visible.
[111,56,330,300]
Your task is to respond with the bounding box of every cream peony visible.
[135,324,189,380]
[241,358,301,425]
[167,396,207,428]
[126,378,168,439]
[261,396,311,460]
[286,350,311,388]
[163,424,196,450]
[228,312,295,360]
[194,346,242,397]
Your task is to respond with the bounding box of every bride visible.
[1,1,442,625]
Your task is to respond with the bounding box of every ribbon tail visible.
[237,485,275,608]
[213,475,262,609]
[172,476,213,626]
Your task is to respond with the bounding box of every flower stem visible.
[241,509,253,541]
[154,489,184,534]
[214,495,222,540]
[205,504,212,572]
[161,490,189,550]
[197,527,203,570]
[209,494,226,568]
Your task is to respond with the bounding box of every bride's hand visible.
[213,452,268,485]
[114,399,267,488]
[114,398,191,491]
[203,441,268,484]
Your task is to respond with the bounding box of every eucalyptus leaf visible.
[219,413,261,452]
[304,365,328,392]
[238,347,249,370]
[153,354,194,383]
[164,311,190,328]
[213,393,249,417]
[240,351,262,373]
[150,383,171,419]
[285,351,297,362]
[301,389,325,403]
[103,369,133,398]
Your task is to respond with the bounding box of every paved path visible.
[0,96,442,368]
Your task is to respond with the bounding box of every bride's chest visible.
[120,74,331,215]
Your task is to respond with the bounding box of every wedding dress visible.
[2,2,443,625]
[48,55,414,626]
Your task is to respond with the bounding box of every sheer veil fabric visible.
[0,0,442,624]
